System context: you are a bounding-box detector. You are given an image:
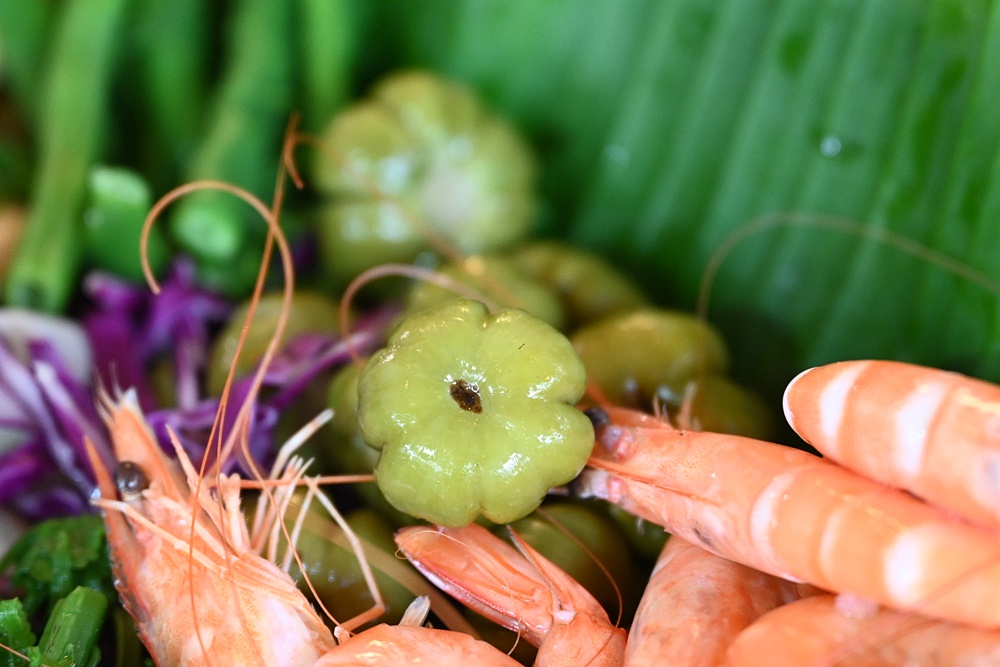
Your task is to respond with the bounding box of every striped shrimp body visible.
[395,523,627,667]
[727,594,1000,667]
[86,390,337,666]
[784,359,1000,529]
[575,405,1000,629]
[314,622,521,666]
[624,536,801,666]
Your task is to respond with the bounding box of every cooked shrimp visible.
[575,405,1000,628]
[784,359,1000,529]
[85,390,337,667]
[82,174,383,666]
[395,523,626,667]
[625,535,800,667]
[727,593,1000,667]
[314,623,521,666]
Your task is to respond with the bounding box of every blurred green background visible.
[3,0,1000,405]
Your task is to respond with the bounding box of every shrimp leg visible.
[395,523,626,667]
[784,359,1000,530]
[576,405,1000,628]
[625,536,800,667]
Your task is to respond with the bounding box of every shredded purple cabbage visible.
[0,337,110,518]
[84,259,232,411]
[0,258,394,521]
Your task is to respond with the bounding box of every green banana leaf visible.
[372,0,1000,401]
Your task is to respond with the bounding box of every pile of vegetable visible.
[3,1,1000,664]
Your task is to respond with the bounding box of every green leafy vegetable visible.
[0,516,114,619]
[375,0,1000,398]
[0,599,35,667]
[357,297,593,526]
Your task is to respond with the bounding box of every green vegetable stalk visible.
[0,588,107,667]
[0,599,35,667]
[296,0,355,131]
[0,1,56,126]
[83,166,169,283]
[357,298,593,526]
[3,0,130,312]
[33,586,107,667]
[1,518,119,666]
[169,0,295,295]
[131,0,209,186]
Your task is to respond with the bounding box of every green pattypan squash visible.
[357,298,593,526]
[310,71,538,287]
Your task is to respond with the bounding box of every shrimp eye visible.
[115,461,149,497]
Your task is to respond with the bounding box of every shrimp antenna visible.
[142,174,291,664]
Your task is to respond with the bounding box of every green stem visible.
[0,1,57,126]
[36,587,108,667]
[170,0,295,295]
[297,0,355,130]
[3,0,129,312]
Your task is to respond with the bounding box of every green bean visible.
[296,0,355,130]
[131,0,209,186]
[170,0,294,295]
[3,0,129,312]
[83,166,169,283]
[0,0,57,125]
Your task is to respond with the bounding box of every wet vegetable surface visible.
[357,298,593,526]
